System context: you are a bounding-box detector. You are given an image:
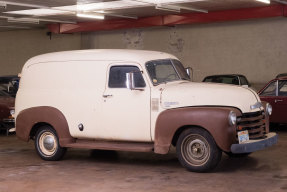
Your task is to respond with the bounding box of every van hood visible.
[160,82,261,113]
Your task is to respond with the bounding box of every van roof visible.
[24,49,178,68]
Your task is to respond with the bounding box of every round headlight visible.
[10,109,15,116]
[266,103,272,116]
[228,111,237,126]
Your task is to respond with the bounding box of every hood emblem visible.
[250,102,262,110]
[164,101,179,107]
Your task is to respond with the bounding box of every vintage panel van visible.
[15,49,277,172]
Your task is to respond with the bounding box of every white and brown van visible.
[15,49,277,172]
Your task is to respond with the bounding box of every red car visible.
[258,77,287,124]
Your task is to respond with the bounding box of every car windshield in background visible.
[0,90,10,97]
[203,76,239,85]
[239,76,249,86]
[0,76,19,97]
[276,73,287,78]
[146,59,190,85]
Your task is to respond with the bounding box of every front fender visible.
[154,107,241,154]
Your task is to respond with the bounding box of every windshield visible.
[0,89,10,97]
[145,59,190,85]
[0,81,19,97]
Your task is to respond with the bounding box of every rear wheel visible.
[176,128,222,172]
[35,126,66,161]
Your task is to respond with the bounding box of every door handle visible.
[103,94,113,98]
[275,99,283,103]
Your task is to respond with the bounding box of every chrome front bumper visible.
[231,132,278,154]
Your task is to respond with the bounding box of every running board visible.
[65,140,154,152]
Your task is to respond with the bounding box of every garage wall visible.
[0,29,81,76]
[81,17,287,91]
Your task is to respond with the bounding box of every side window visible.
[108,66,146,88]
[278,80,287,96]
[260,81,277,96]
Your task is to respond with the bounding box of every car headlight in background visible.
[228,111,237,126]
[10,109,15,117]
[266,103,272,116]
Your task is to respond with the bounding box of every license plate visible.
[238,130,249,144]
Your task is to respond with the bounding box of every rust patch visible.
[154,107,241,154]
[16,106,74,146]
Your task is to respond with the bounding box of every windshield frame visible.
[145,59,190,86]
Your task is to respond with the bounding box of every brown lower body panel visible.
[64,140,154,152]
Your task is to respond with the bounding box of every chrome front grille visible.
[237,111,266,140]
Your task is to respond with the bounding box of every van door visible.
[100,63,151,142]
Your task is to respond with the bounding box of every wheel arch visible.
[16,106,75,147]
[30,122,53,139]
[171,125,207,146]
[154,107,241,154]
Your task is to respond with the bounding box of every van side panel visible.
[16,106,74,146]
[16,60,108,139]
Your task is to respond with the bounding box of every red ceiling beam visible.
[47,5,287,34]
[163,5,285,25]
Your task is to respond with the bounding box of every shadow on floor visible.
[270,124,287,133]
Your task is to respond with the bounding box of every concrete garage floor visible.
[0,128,286,192]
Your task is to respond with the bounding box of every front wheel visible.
[35,126,66,161]
[176,128,222,172]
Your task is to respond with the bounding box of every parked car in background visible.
[276,73,287,78]
[202,74,251,88]
[0,90,15,135]
[0,75,20,97]
[258,76,287,124]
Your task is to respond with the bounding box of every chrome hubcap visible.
[39,132,57,156]
[181,134,210,166]
[43,136,55,150]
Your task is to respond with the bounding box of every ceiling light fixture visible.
[176,5,208,13]
[156,4,181,12]
[7,17,40,24]
[0,1,47,8]
[0,15,75,24]
[106,13,138,19]
[39,18,76,24]
[255,0,270,4]
[77,13,105,20]
[6,8,71,16]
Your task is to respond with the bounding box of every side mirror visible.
[126,72,145,91]
[126,72,135,90]
[185,67,193,81]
